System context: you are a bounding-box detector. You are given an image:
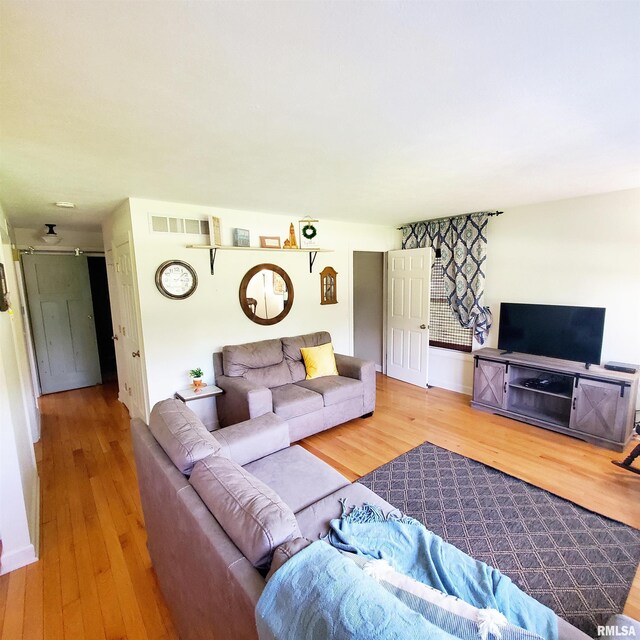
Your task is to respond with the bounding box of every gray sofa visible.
[213,331,375,440]
[131,398,591,640]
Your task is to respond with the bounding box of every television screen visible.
[497,303,606,365]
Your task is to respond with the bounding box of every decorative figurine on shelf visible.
[189,367,206,390]
[283,222,298,249]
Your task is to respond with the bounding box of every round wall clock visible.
[155,260,198,300]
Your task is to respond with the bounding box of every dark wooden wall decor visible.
[320,266,337,305]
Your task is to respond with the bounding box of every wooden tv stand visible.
[471,348,639,451]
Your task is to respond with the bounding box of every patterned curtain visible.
[401,212,492,344]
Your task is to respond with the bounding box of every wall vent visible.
[150,215,209,236]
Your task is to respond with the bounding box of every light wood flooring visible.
[1,375,639,639]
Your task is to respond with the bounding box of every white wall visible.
[113,198,398,425]
[0,208,39,574]
[428,188,640,402]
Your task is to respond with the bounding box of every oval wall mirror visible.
[239,264,294,325]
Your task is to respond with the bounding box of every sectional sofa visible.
[131,398,590,640]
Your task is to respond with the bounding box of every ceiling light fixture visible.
[54,201,76,208]
[42,223,61,245]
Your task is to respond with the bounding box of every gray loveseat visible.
[131,398,590,640]
[213,331,375,440]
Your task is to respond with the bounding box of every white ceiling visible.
[1,1,638,232]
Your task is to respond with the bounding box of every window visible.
[429,253,473,352]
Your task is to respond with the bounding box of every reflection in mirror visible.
[239,264,294,325]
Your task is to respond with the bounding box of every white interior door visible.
[22,254,102,394]
[113,236,146,419]
[385,248,432,387]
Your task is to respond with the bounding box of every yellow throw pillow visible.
[300,343,339,379]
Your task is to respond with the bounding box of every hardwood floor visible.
[1,375,638,639]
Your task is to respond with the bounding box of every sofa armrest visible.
[215,375,273,427]
[334,354,376,414]
[265,537,313,582]
[213,413,290,466]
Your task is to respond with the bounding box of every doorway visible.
[88,257,117,380]
[353,251,384,370]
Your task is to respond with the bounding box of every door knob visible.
[111,335,119,341]
[132,350,140,358]
[88,315,93,320]
[419,324,426,329]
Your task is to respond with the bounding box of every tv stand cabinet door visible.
[473,359,507,409]
[569,378,627,443]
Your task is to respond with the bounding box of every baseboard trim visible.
[429,379,473,396]
[0,543,37,575]
[30,475,41,559]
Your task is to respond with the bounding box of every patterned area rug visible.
[358,441,640,634]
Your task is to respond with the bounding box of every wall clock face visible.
[155,260,198,300]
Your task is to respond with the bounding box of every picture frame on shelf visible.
[299,217,319,248]
[208,216,221,246]
[259,236,281,249]
[233,228,250,247]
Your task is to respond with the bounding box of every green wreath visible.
[302,223,317,240]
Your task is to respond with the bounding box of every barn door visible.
[22,254,101,394]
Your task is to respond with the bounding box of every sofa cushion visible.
[295,376,363,407]
[223,338,293,388]
[189,455,301,570]
[244,360,293,389]
[295,482,399,540]
[243,445,350,512]
[300,342,339,379]
[149,398,221,475]
[271,383,324,420]
[281,331,332,382]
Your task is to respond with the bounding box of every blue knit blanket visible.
[256,502,560,639]
[326,502,558,640]
[257,541,473,639]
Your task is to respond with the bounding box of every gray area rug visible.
[358,441,640,634]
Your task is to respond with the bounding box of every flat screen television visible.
[497,303,606,365]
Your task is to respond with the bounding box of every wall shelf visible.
[187,244,333,275]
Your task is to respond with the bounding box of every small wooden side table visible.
[174,385,224,403]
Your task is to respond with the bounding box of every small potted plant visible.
[189,367,204,389]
